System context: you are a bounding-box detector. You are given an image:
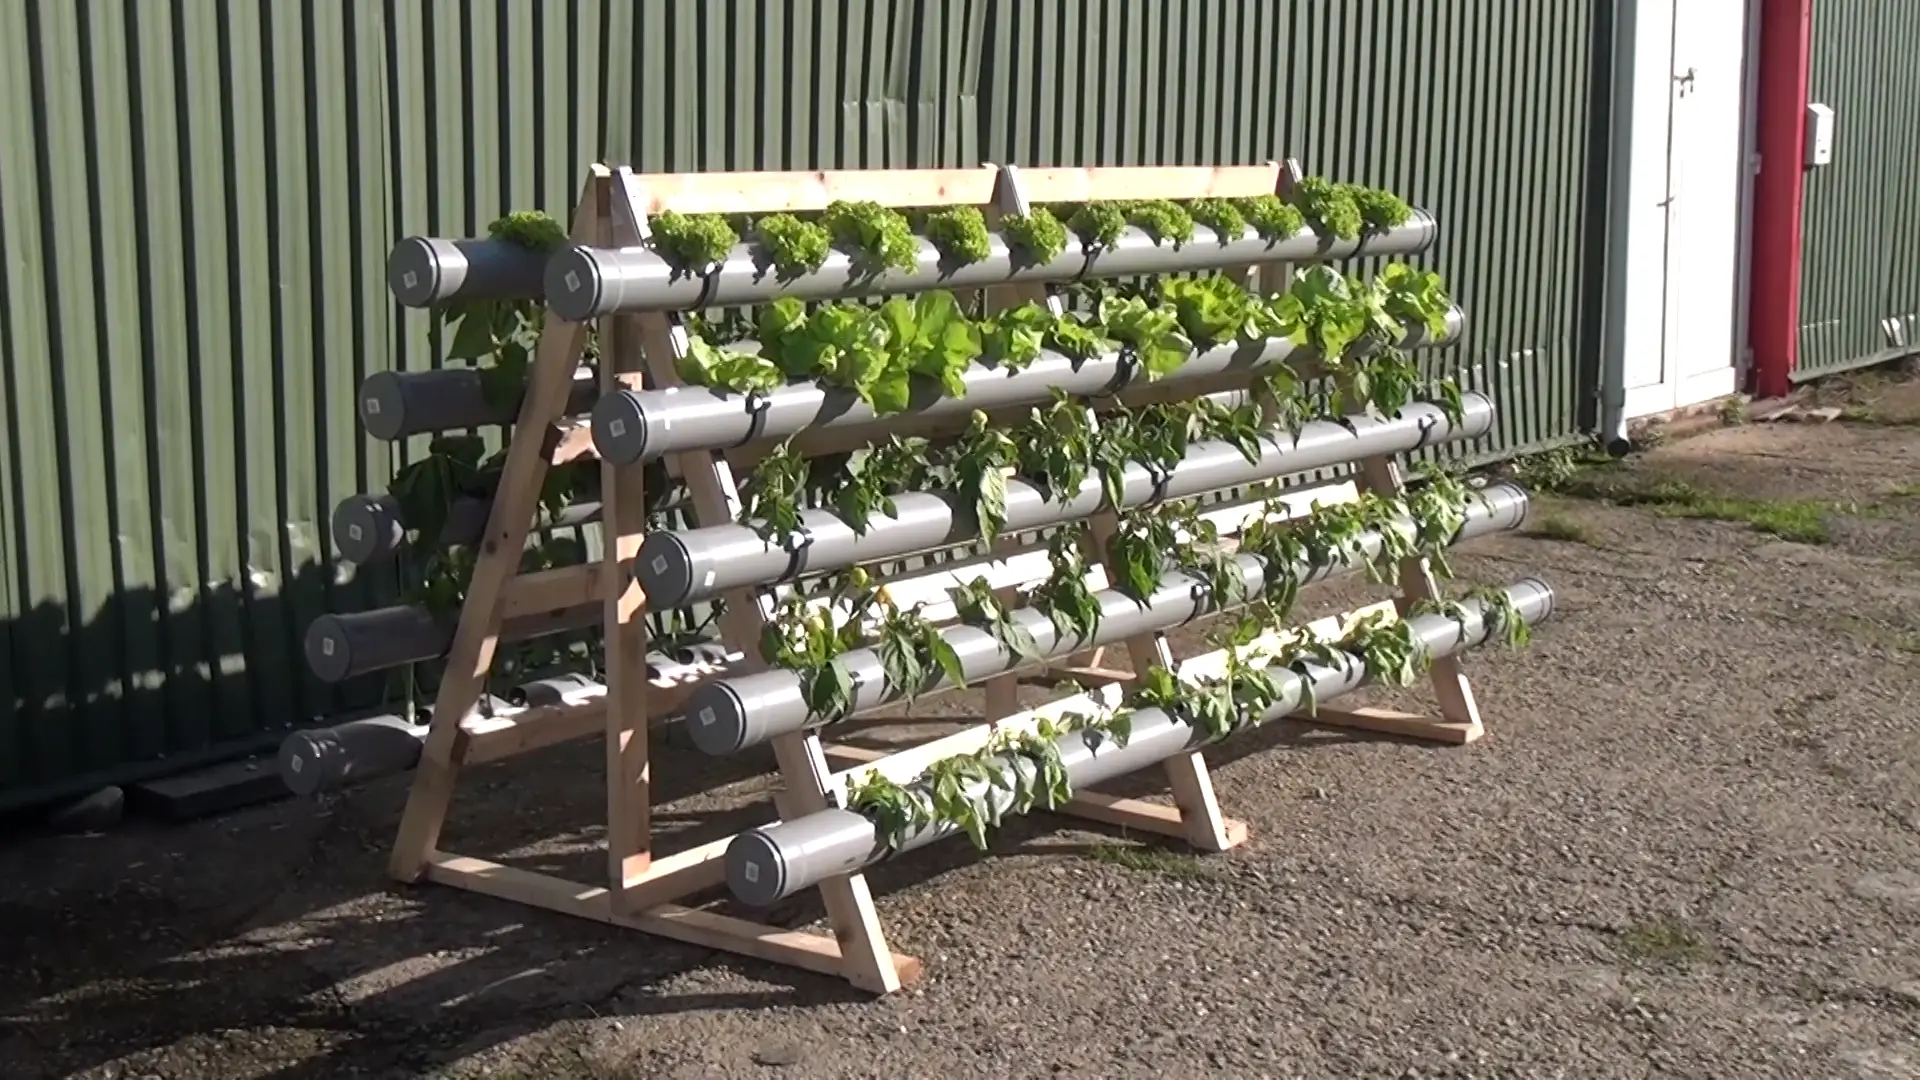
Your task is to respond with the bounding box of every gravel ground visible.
[2,376,1917,1080]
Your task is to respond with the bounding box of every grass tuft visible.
[1083,841,1213,881]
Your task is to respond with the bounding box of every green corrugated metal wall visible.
[1795,1,1920,378]
[0,0,1607,807]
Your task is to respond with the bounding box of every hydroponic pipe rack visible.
[639,394,1495,608]
[724,578,1555,906]
[541,214,1438,320]
[686,482,1531,756]
[592,308,1465,465]
[331,490,606,565]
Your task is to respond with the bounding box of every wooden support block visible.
[1292,705,1483,745]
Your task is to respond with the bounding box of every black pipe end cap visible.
[332,495,403,565]
[590,391,651,466]
[543,246,606,323]
[635,532,699,609]
[304,616,354,684]
[358,372,411,442]
[386,237,458,308]
[277,730,335,797]
[684,682,753,757]
[725,829,791,908]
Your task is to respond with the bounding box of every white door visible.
[1622,0,1749,419]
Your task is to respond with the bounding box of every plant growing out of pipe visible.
[759,571,874,719]
[754,213,833,280]
[1345,185,1414,234]
[820,200,920,276]
[1026,530,1106,645]
[1290,175,1364,241]
[668,265,1458,414]
[649,211,740,273]
[998,207,1070,265]
[1236,195,1308,242]
[1185,198,1248,244]
[842,593,1535,853]
[922,206,993,267]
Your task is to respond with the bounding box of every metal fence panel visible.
[0,0,1604,805]
[1796,0,1920,378]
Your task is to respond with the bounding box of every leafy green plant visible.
[1098,295,1193,379]
[754,213,833,280]
[758,576,875,720]
[649,210,739,272]
[1374,263,1454,340]
[1235,195,1306,242]
[833,436,935,535]
[1185,197,1248,243]
[1273,266,1369,362]
[1125,199,1196,247]
[1062,201,1128,250]
[677,337,783,394]
[1340,609,1427,687]
[1345,185,1413,234]
[950,577,1043,663]
[1027,530,1105,645]
[1466,585,1532,648]
[981,303,1055,371]
[1158,275,1285,351]
[488,210,568,251]
[821,200,919,275]
[1013,392,1101,501]
[874,595,965,702]
[1000,208,1071,264]
[1290,176,1363,241]
[923,206,992,266]
[738,438,814,544]
[945,410,1019,537]
[878,291,983,398]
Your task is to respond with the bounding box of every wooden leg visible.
[769,731,913,993]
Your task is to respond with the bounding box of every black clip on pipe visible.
[1103,348,1142,398]
[740,390,775,445]
[690,269,723,311]
[777,521,817,582]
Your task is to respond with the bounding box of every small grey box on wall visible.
[1804,102,1835,167]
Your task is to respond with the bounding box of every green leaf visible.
[478,340,530,410]
[444,300,501,360]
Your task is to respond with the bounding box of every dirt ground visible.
[2,374,1917,1080]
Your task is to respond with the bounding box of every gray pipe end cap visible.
[543,246,605,322]
[683,683,754,757]
[358,371,410,442]
[277,730,334,797]
[590,391,652,466]
[387,237,460,308]
[331,496,402,564]
[1510,577,1557,623]
[726,829,794,908]
[304,616,353,683]
[634,533,699,609]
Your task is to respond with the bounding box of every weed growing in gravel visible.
[1083,841,1212,881]
[1618,916,1718,968]
[1564,478,1832,544]
[1529,512,1595,545]
[1717,396,1750,426]
[1509,445,1620,494]
[1841,403,1920,427]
